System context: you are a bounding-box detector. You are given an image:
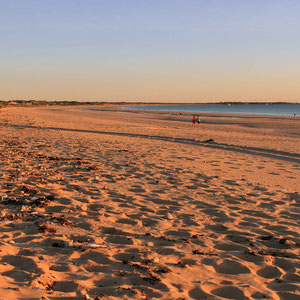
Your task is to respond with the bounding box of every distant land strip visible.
[0,100,299,107]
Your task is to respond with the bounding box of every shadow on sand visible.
[2,123,300,164]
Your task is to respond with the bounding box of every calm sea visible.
[123,103,300,116]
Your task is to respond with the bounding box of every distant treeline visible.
[0,100,297,107]
[0,100,128,107]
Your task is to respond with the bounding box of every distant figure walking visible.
[196,115,201,125]
[192,115,196,125]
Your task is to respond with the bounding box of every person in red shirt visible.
[192,115,196,125]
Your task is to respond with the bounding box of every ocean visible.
[123,103,300,117]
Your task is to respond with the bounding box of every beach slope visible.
[0,106,299,299]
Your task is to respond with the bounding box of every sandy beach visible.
[0,105,299,299]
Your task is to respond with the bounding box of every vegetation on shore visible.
[0,100,117,107]
[0,100,298,108]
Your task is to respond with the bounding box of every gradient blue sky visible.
[1,0,299,102]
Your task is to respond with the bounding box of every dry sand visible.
[0,105,299,300]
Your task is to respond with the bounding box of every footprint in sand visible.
[267,280,300,293]
[1,255,40,273]
[251,291,272,299]
[74,251,111,265]
[214,242,248,252]
[53,280,78,292]
[116,218,138,226]
[105,235,134,245]
[213,259,251,274]
[282,273,300,282]
[188,286,211,299]
[211,286,246,299]
[1,255,41,283]
[256,266,282,279]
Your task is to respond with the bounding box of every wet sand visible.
[0,105,299,299]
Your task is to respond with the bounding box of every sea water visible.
[123,103,300,116]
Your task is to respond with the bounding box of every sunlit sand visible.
[0,106,299,299]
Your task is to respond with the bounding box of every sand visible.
[0,105,299,300]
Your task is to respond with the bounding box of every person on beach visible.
[196,115,201,125]
[192,115,196,125]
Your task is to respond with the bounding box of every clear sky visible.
[1,0,299,102]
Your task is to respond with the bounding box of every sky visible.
[0,0,300,102]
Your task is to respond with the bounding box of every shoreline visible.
[119,104,300,118]
[2,102,300,119]
[114,107,300,120]
[4,103,300,120]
